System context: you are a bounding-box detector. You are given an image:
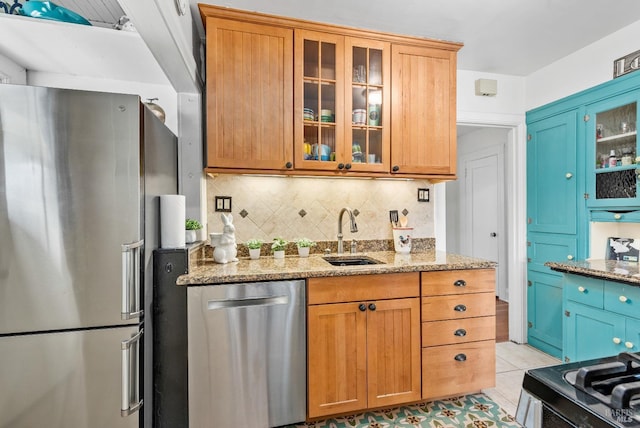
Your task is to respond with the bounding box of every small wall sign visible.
[613,49,640,79]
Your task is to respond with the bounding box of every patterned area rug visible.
[283,394,520,428]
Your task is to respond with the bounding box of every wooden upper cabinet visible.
[391,44,457,178]
[204,17,294,170]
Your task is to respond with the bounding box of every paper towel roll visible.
[160,195,185,248]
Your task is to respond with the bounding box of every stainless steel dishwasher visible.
[187,280,306,428]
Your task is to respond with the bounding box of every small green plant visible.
[185,219,203,230]
[271,237,288,252]
[246,239,263,250]
[295,238,316,248]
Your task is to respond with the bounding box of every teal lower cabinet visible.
[563,273,640,362]
[527,270,563,358]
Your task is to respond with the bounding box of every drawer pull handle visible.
[567,255,574,260]
[454,304,467,312]
[619,295,628,303]
[454,353,467,362]
[625,341,634,349]
[613,337,622,344]
[453,279,466,287]
[565,172,573,179]
[368,303,376,311]
[614,213,622,220]
[578,286,586,293]
[454,328,467,337]
[359,304,366,312]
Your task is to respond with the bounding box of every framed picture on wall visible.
[606,237,640,262]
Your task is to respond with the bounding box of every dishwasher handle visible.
[207,295,289,310]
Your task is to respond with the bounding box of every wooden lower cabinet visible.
[421,269,496,400]
[307,274,421,419]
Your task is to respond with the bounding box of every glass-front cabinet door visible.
[294,30,344,171]
[344,38,390,172]
[586,91,640,208]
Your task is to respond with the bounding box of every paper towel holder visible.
[475,79,497,97]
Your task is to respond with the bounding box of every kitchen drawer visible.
[308,273,419,304]
[422,340,495,400]
[422,316,495,347]
[564,275,604,308]
[421,292,495,322]
[590,210,640,223]
[421,269,495,296]
[604,281,640,319]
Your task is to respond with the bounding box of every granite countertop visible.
[177,250,497,285]
[545,259,640,285]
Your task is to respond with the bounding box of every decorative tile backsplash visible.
[206,175,434,245]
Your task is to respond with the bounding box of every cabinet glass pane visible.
[350,46,384,165]
[303,39,336,163]
[594,102,638,200]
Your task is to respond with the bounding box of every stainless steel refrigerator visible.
[0,84,178,428]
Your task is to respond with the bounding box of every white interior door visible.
[462,146,507,300]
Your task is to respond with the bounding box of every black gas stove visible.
[516,352,640,427]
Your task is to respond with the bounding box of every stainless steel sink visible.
[322,256,383,266]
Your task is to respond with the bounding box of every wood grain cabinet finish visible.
[202,16,294,171]
[199,4,461,179]
[420,269,496,400]
[307,274,421,419]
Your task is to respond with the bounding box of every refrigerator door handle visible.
[121,240,144,320]
[121,328,144,417]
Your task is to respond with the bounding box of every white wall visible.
[527,20,640,110]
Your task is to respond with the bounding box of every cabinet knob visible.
[625,341,634,349]
[454,304,467,312]
[392,165,400,172]
[358,303,366,312]
[565,173,573,179]
[567,255,574,260]
[454,328,467,337]
[613,337,622,344]
[337,163,345,170]
[454,353,467,362]
[619,295,628,303]
[368,303,376,311]
[614,213,622,220]
[453,279,466,287]
[285,161,293,169]
[578,286,586,293]
[345,163,352,170]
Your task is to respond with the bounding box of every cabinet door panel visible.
[205,18,293,169]
[527,233,577,272]
[366,298,421,408]
[527,270,563,358]
[390,44,456,175]
[527,110,578,234]
[307,302,367,418]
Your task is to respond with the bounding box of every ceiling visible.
[5,0,640,83]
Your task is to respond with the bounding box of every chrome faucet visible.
[337,207,358,254]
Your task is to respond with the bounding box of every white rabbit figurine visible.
[210,213,238,264]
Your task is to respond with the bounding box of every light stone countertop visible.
[177,250,497,285]
[546,259,640,285]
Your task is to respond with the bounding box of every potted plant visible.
[294,238,316,257]
[271,237,288,259]
[246,239,263,260]
[185,218,203,244]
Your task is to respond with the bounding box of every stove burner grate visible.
[565,352,640,411]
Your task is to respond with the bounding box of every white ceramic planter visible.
[273,250,285,259]
[297,246,310,257]
[249,248,261,260]
[185,229,197,244]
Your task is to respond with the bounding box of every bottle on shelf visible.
[609,149,617,168]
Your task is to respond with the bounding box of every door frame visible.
[436,112,527,344]
[459,144,507,301]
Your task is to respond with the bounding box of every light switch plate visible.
[214,196,232,212]
[417,188,430,202]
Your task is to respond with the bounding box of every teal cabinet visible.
[585,90,640,208]
[527,270,563,357]
[563,273,640,362]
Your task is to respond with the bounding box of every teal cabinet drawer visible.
[564,275,604,308]
[604,281,640,319]
[590,210,640,222]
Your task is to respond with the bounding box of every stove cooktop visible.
[523,353,640,427]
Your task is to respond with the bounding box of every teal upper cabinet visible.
[585,90,640,208]
[527,110,578,235]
